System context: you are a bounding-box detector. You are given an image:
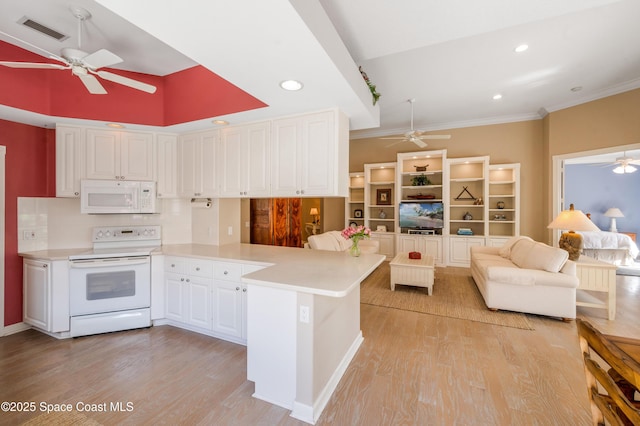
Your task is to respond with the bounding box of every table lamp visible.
[309,207,320,224]
[547,204,600,260]
[604,207,624,232]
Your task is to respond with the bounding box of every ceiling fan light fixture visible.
[280,80,303,91]
[613,164,637,174]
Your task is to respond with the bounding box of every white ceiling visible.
[1,0,640,138]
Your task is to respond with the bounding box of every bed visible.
[580,231,639,266]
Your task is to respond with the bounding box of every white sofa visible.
[470,236,579,320]
[307,230,379,254]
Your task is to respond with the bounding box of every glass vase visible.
[349,238,361,257]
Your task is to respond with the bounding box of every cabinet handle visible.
[224,271,228,275]
[180,278,185,281]
[296,190,300,195]
[42,264,48,268]
[236,286,240,291]
[186,278,190,282]
[171,264,175,268]
[301,189,305,194]
[195,267,200,271]
[242,288,247,292]
[74,191,79,196]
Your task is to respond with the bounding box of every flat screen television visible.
[399,202,444,229]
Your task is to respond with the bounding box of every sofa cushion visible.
[510,239,569,273]
[498,235,533,258]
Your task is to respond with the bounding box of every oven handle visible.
[69,257,150,269]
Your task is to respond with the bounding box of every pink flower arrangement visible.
[341,225,371,242]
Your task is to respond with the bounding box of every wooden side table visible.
[575,256,617,320]
[620,232,637,242]
[389,253,435,295]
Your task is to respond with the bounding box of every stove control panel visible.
[92,225,161,242]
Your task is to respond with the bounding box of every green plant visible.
[411,174,431,186]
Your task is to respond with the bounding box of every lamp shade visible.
[547,205,600,232]
[604,207,624,218]
[309,207,319,216]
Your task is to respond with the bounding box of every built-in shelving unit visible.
[487,163,520,245]
[447,156,489,237]
[345,172,365,227]
[364,162,396,233]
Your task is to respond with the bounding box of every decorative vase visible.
[379,209,386,219]
[349,238,361,257]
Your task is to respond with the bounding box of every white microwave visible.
[81,180,159,214]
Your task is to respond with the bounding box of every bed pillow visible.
[498,235,534,258]
[510,239,569,273]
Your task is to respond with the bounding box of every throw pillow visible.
[499,235,534,258]
[511,240,569,273]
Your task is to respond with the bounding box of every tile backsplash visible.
[17,197,193,253]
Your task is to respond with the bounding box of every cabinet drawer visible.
[189,260,214,278]
[215,262,243,280]
[165,257,187,274]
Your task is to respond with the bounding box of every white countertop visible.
[20,243,385,298]
[161,243,385,297]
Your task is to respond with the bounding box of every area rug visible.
[360,262,534,330]
[616,262,640,277]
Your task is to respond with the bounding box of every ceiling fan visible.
[610,153,640,174]
[382,98,451,148]
[0,6,156,95]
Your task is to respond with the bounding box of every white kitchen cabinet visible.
[271,109,348,197]
[164,257,213,329]
[212,279,243,338]
[55,125,85,197]
[23,259,69,333]
[448,236,485,266]
[155,134,179,198]
[371,232,395,259]
[178,130,218,197]
[397,234,444,265]
[218,122,271,198]
[85,129,154,181]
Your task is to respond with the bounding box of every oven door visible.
[69,256,150,316]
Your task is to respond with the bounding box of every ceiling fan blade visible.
[380,136,406,140]
[95,70,157,94]
[385,140,406,148]
[78,74,107,94]
[0,61,67,70]
[411,138,428,148]
[82,49,123,69]
[422,135,451,140]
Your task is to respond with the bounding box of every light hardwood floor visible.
[1,270,639,425]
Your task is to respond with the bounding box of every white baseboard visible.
[2,322,31,336]
[290,332,364,425]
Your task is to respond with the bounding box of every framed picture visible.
[377,188,392,205]
[349,221,358,228]
[354,209,363,218]
[376,225,387,232]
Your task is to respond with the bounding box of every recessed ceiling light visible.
[492,94,502,100]
[212,119,229,125]
[106,123,124,129]
[280,80,303,91]
[514,44,529,53]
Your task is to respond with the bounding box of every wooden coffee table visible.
[389,253,435,295]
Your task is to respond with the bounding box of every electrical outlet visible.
[299,306,310,323]
[227,226,233,236]
[23,230,37,240]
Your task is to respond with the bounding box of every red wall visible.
[1,119,55,326]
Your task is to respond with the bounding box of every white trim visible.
[0,145,4,337]
[3,322,30,337]
[290,332,364,425]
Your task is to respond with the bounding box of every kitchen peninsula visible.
[159,243,385,424]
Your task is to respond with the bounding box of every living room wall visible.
[350,120,546,240]
[545,88,640,233]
